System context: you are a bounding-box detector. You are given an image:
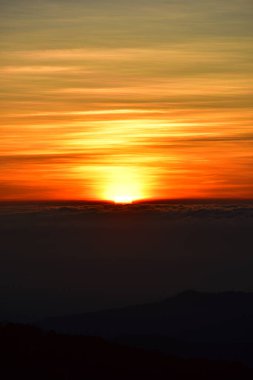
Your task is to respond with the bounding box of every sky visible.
[1,0,253,201]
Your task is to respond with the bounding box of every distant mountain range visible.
[39,291,253,366]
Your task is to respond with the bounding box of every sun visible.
[113,195,135,204]
[102,166,145,204]
[109,183,141,204]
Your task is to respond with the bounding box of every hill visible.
[1,323,252,380]
[39,291,253,366]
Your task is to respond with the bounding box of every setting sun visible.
[102,166,146,203]
[113,195,134,204]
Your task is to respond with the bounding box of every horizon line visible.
[1,197,253,204]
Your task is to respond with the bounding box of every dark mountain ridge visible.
[39,291,253,366]
[1,323,252,380]
[40,291,253,339]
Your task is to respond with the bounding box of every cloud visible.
[5,109,164,118]
[52,76,253,98]
[1,201,253,220]
[3,43,251,71]
[0,66,87,75]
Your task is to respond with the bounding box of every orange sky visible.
[1,1,253,201]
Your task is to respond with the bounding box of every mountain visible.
[40,291,253,339]
[1,323,252,380]
[39,291,253,366]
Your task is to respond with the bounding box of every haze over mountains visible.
[1,200,253,321]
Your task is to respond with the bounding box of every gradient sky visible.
[1,0,253,200]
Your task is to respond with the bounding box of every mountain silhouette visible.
[39,291,253,366]
[1,323,252,380]
[40,291,253,338]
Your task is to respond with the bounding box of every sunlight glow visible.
[113,195,134,204]
[102,167,146,204]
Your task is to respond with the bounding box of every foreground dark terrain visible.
[1,323,253,380]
